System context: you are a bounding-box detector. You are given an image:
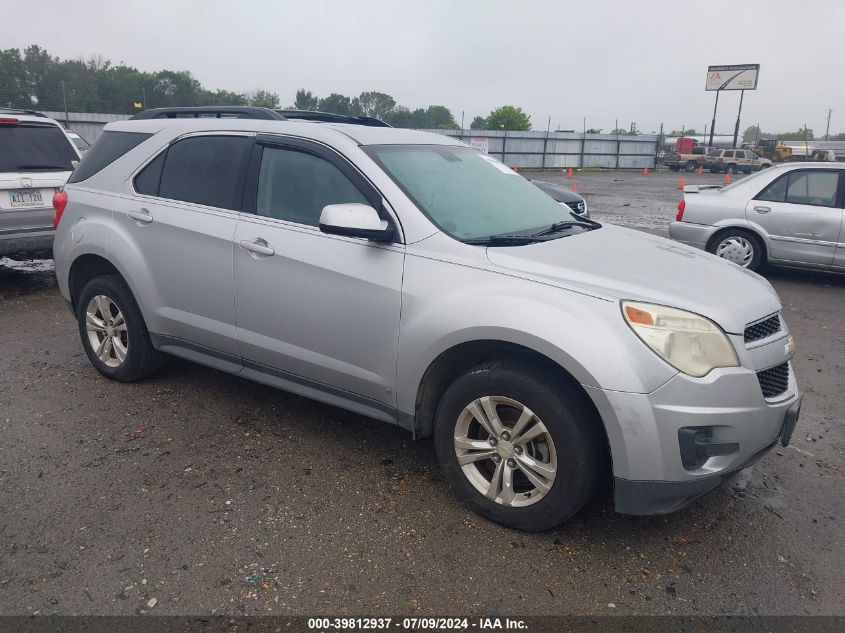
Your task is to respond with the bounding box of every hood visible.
[486,224,781,334]
[530,180,583,203]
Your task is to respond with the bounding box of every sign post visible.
[705,64,760,147]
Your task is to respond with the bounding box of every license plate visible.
[9,189,45,208]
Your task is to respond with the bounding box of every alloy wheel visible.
[453,396,557,507]
[85,295,129,367]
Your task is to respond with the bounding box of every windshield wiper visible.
[532,219,599,236]
[464,234,547,246]
[17,164,72,171]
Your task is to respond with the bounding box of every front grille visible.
[757,362,790,399]
[565,200,586,215]
[744,314,781,344]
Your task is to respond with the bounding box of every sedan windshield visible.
[365,145,597,241]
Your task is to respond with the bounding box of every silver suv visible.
[1,110,80,259]
[53,107,802,530]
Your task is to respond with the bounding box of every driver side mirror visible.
[319,203,395,242]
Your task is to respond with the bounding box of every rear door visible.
[749,168,844,265]
[0,119,79,245]
[233,136,404,413]
[115,133,252,358]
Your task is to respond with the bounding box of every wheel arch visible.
[410,339,612,471]
[68,254,126,313]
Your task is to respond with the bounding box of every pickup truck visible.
[662,146,708,172]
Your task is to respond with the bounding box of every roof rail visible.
[129,106,285,121]
[276,110,391,127]
[0,108,46,118]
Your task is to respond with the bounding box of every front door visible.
[233,137,404,414]
[748,168,844,265]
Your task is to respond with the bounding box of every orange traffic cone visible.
[642,166,649,176]
[571,183,577,193]
[567,168,573,179]
[696,165,704,174]
[678,177,685,189]
[724,172,731,184]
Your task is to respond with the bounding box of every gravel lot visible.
[0,170,842,617]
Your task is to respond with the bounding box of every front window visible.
[365,145,595,242]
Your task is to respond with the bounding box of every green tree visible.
[585,128,603,134]
[425,105,457,129]
[382,106,412,128]
[610,128,628,135]
[293,89,319,110]
[356,91,396,119]
[669,128,697,136]
[780,128,814,141]
[829,132,845,141]
[742,125,764,143]
[0,48,29,108]
[245,89,279,108]
[319,93,354,115]
[485,105,531,131]
[469,115,486,130]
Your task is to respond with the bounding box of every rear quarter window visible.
[67,131,152,183]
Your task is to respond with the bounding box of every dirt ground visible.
[0,170,842,617]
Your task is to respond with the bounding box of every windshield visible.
[365,145,592,241]
[0,123,79,172]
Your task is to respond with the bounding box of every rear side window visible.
[133,151,166,196]
[757,171,841,207]
[0,122,79,173]
[67,131,151,183]
[786,171,839,207]
[158,136,250,209]
[723,151,734,158]
[255,146,368,226]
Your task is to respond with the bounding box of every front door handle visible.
[754,206,772,214]
[127,208,153,224]
[239,238,275,257]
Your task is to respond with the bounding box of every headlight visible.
[621,301,739,377]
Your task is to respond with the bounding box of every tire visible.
[77,274,162,382]
[725,164,737,174]
[708,229,765,272]
[685,161,697,172]
[433,361,604,531]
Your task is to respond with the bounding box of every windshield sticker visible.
[477,153,519,175]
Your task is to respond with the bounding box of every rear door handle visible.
[127,208,153,224]
[754,206,772,214]
[239,238,275,257]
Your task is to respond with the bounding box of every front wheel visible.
[77,275,162,381]
[725,164,737,174]
[433,362,604,531]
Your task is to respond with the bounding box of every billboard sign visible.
[705,64,760,91]
[468,137,489,153]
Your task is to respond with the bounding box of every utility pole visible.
[825,109,833,141]
[61,81,69,129]
[142,87,147,110]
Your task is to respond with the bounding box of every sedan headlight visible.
[622,301,739,377]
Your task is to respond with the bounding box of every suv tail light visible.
[0,117,20,124]
[676,198,685,221]
[52,190,68,229]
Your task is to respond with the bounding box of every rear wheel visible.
[433,362,604,531]
[685,161,698,172]
[77,275,161,381]
[708,229,764,272]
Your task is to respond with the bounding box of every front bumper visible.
[668,221,718,250]
[584,329,802,516]
[614,394,801,514]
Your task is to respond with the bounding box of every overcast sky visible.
[2,0,842,135]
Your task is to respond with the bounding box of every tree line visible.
[0,45,534,131]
